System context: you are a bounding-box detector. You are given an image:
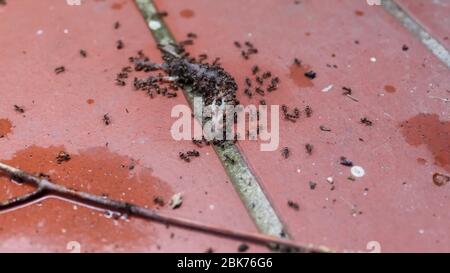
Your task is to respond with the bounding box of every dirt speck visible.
[180,9,195,18]
[384,85,397,93]
[0,119,13,138]
[355,10,364,16]
[86,99,95,105]
[400,114,450,172]
[289,63,314,88]
[0,146,172,252]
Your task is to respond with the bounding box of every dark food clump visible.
[160,44,239,107]
[0,0,6,6]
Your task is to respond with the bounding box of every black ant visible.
[360,117,373,126]
[14,105,25,114]
[56,151,71,164]
[281,147,290,159]
[252,65,260,75]
[305,106,312,117]
[304,70,316,79]
[340,157,354,167]
[55,66,65,74]
[305,144,313,155]
[80,49,87,58]
[116,40,124,50]
[103,114,111,125]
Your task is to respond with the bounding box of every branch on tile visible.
[0,162,324,253]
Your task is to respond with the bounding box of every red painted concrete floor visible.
[0,0,449,252]
[0,0,263,253]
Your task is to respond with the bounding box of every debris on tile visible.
[56,151,71,164]
[319,125,332,132]
[309,181,317,190]
[322,84,333,92]
[153,196,165,207]
[326,177,334,184]
[351,166,365,178]
[433,173,449,187]
[169,193,183,209]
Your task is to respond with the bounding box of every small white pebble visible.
[370,57,377,62]
[63,29,69,34]
[322,84,333,92]
[209,204,215,210]
[36,29,44,35]
[351,166,366,178]
[296,168,301,173]
[419,229,425,235]
[149,20,161,30]
[326,177,334,184]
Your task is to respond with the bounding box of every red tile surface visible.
[0,0,262,252]
[155,0,450,252]
[396,0,450,49]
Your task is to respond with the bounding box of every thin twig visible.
[0,162,325,253]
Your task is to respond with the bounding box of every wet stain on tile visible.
[180,9,195,18]
[417,158,427,165]
[0,146,172,252]
[86,99,95,105]
[111,1,125,10]
[384,85,397,93]
[400,114,450,172]
[0,119,13,138]
[289,63,314,88]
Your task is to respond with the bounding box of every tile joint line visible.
[133,0,290,240]
[383,0,450,68]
